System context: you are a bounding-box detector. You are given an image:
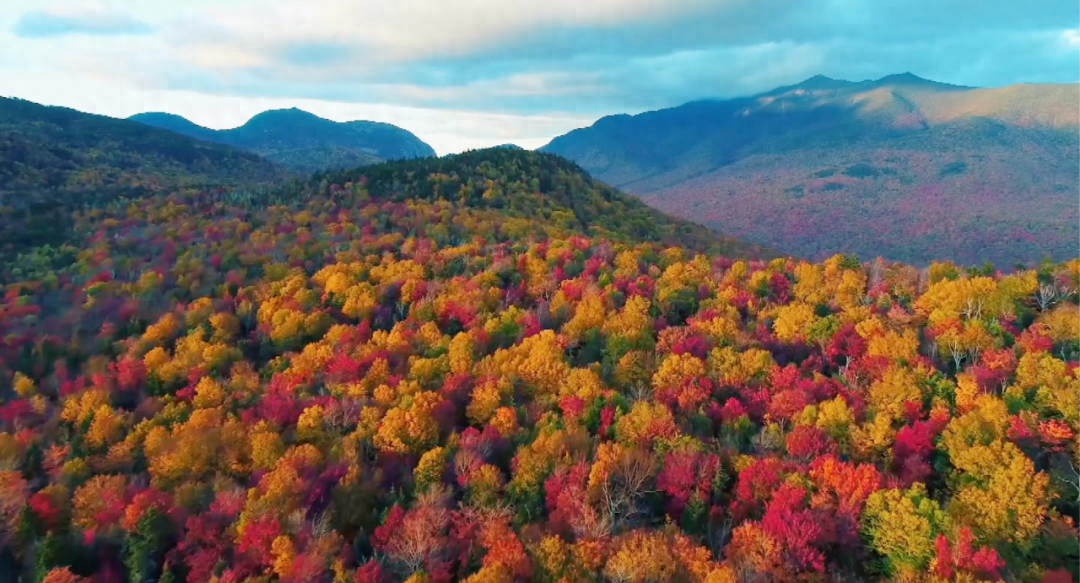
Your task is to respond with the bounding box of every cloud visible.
[142,0,1078,116]
[180,0,719,65]
[13,3,152,38]
[2,0,1077,152]
[279,42,351,67]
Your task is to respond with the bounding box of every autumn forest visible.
[0,104,1078,583]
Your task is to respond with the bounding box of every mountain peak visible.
[876,72,929,84]
[131,111,188,122]
[128,112,200,127]
[764,74,854,96]
[131,106,436,172]
[273,107,308,114]
[871,72,975,90]
[127,112,216,140]
[794,74,850,90]
[244,108,326,127]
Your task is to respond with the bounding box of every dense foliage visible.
[0,98,284,194]
[0,98,287,262]
[295,149,771,259]
[253,147,383,176]
[0,150,1077,583]
[541,75,1080,267]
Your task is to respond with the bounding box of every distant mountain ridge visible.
[759,72,972,96]
[540,73,1080,266]
[0,96,286,262]
[130,108,436,173]
[0,97,283,196]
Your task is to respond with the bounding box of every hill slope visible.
[262,147,777,258]
[0,96,286,259]
[1,97,283,194]
[540,74,1080,266]
[130,108,437,173]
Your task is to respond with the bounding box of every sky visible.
[2,0,1078,155]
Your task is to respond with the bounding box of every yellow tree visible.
[468,377,512,426]
[415,446,449,492]
[771,302,818,344]
[615,350,653,399]
[867,366,924,421]
[948,440,1051,544]
[615,402,679,446]
[477,330,569,397]
[862,484,952,578]
[604,530,678,583]
[85,404,126,451]
[1011,352,1079,426]
[708,347,776,387]
[374,391,445,454]
[604,296,653,345]
[448,331,476,375]
[563,291,607,342]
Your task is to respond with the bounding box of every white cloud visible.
[28,1,105,18]
[188,44,268,71]
[22,1,135,21]
[2,0,1076,153]
[366,71,610,104]
[179,0,721,66]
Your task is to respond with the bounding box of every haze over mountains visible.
[541,73,1080,267]
[130,108,436,173]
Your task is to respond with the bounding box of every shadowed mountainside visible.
[541,74,1080,266]
[0,96,287,259]
[130,108,437,173]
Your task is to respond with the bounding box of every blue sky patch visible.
[13,9,153,38]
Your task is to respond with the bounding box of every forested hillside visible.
[1,98,284,194]
[541,75,1080,266]
[0,139,1076,583]
[279,148,774,258]
[0,97,287,262]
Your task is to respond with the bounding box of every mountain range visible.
[130,108,436,173]
[0,96,287,260]
[1,95,768,271]
[4,72,1075,268]
[541,73,1080,267]
[1,97,282,195]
